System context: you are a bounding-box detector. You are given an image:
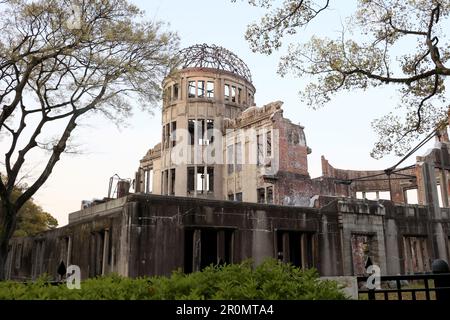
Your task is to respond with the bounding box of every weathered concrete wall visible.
[6,194,450,281]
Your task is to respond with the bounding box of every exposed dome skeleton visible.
[176,44,252,83]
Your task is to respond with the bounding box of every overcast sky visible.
[4,0,447,226]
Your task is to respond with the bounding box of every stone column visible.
[417,161,448,260]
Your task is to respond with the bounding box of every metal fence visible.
[357,273,450,300]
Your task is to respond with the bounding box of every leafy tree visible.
[11,186,58,238]
[235,0,450,158]
[0,0,179,279]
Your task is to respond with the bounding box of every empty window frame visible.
[162,170,169,195]
[238,88,242,103]
[196,167,214,192]
[161,125,166,149]
[231,86,236,102]
[196,166,205,192]
[144,169,154,193]
[143,170,148,193]
[164,86,171,104]
[207,81,214,98]
[197,80,205,98]
[188,81,196,98]
[235,192,243,202]
[224,84,230,101]
[188,119,195,145]
[173,83,179,100]
[267,186,274,204]
[207,167,214,192]
[228,194,234,201]
[89,231,106,277]
[236,142,242,172]
[162,124,170,149]
[227,145,234,174]
[188,119,214,146]
[171,121,177,147]
[403,236,430,274]
[170,168,176,195]
[198,120,207,145]
[60,236,71,267]
[257,134,264,166]
[206,119,214,143]
[184,228,234,273]
[199,119,214,145]
[266,131,272,157]
[276,231,315,269]
[187,167,195,193]
[406,189,419,205]
[257,188,265,204]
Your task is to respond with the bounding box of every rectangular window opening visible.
[197,80,205,98]
[206,119,214,143]
[276,231,315,269]
[266,131,272,157]
[403,236,430,274]
[197,167,205,192]
[184,229,235,272]
[187,167,195,193]
[406,189,419,205]
[224,84,230,101]
[171,121,177,147]
[188,81,196,98]
[173,83,179,100]
[188,119,195,145]
[267,186,273,204]
[207,167,214,192]
[257,188,265,204]
[207,81,214,98]
[170,168,176,195]
[257,134,264,166]
[227,145,234,174]
[236,142,242,172]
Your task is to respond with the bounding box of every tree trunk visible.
[0,201,17,281]
[0,240,8,281]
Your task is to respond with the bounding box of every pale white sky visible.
[2,0,447,226]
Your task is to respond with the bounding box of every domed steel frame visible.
[176,44,252,83]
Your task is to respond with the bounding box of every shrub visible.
[0,259,347,300]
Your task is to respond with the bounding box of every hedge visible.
[0,259,348,300]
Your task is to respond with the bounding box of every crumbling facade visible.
[5,44,450,281]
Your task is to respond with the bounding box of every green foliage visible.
[0,259,348,300]
[11,187,58,238]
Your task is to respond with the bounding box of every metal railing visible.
[357,273,450,300]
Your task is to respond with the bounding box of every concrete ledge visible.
[68,197,128,224]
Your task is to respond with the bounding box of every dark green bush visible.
[0,259,347,300]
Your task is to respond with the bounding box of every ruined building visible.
[5,44,450,280]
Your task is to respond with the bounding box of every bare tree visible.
[235,0,450,158]
[0,0,179,279]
